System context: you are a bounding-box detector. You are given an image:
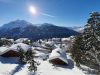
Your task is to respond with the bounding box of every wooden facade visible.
[49,58,67,65]
[1,50,19,57]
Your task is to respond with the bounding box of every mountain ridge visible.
[0,20,79,40]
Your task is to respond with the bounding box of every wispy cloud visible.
[40,12,56,18]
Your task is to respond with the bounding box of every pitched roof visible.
[0,43,31,55]
[8,43,31,52]
[49,47,68,64]
[0,47,9,55]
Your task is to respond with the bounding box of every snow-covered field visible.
[0,57,30,75]
[0,54,86,75]
[37,55,85,75]
[0,38,86,75]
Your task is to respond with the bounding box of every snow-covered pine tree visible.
[70,34,83,67]
[81,12,100,70]
[0,38,13,46]
[26,47,37,74]
[18,46,26,64]
[70,12,100,74]
[28,59,37,74]
[0,39,3,46]
[25,47,35,61]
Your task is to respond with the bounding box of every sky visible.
[0,0,100,27]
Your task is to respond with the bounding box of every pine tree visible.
[28,59,37,73]
[25,47,35,61]
[18,46,26,64]
[81,12,100,70]
[70,35,83,67]
[0,38,13,46]
[26,47,37,74]
[0,39,3,46]
[70,12,100,74]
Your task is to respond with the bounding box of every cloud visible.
[40,12,56,18]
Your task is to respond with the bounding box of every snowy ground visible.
[0,57,30,75]
[0,53,86,75]
[37,60,85,75]
[0,38,86,75]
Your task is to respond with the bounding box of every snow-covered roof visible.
[8,39,14,42]
[0,47,9,55]
[35,50,48,59]
[49,47,68,64]
[34,47,50,53]
[32,42,41,47]
[52,38,61,40]
[62,38,70,41]
[15,38,29,43]
[0,43,31,55]
[45,41,54,45]
[8,43,31,52]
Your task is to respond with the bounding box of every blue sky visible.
[0,0,100,27]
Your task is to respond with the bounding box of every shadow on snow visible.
[0,56,19,64]
[10,64,25,75]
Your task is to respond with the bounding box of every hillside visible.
[0,20,79,40]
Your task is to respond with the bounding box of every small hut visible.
[0,43,31,57]
[49,47,68,65]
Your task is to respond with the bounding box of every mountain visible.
[0,20,33,29]
[0,20,79,40]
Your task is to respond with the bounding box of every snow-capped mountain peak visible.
[0,20,33,29]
